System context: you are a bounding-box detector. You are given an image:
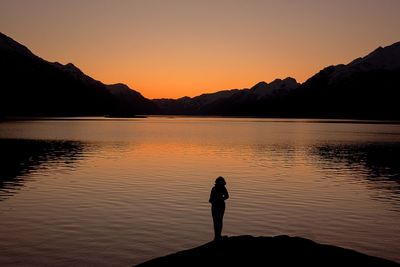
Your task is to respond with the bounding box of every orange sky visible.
[1,0,399,99]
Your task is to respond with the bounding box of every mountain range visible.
[0,32,158,116]
[154,42,400,119]
[153,78,300,115]
[1,32,399,119]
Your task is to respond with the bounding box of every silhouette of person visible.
[209,176,229,241]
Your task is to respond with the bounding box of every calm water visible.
[0,117,399,266]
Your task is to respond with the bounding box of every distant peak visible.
[60,62,84,75]
[364,46,384,58]
[250,81,268,91]
[0,32,8,39]
[0,31,35,57]
[385,41,400,48]
[254,81,268,86]
[113,83,129,87]
[269,77,299,87]
[271,78,282,82]
[107,83,131,90]
[64,62,82,70]
[65,62,77,68]
[106,83,143,96]
[346,40,400,70]
[249,78,299,97]
[283,77,297,82]
[0,32,14,42]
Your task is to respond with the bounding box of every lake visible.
[0,117,399,266]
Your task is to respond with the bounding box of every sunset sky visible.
[1,0,399,99]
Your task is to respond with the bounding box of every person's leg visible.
[212,206,220,239]
[219,205,225,236]
[217,205,225,238]
[212,205,225,240]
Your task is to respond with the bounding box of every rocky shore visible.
[135,235,398,267]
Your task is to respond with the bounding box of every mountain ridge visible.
[1,31,399,119]
[0,32,157,116]
[154,41,400,118]
[153,77,300,115]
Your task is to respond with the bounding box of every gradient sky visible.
[1,0,399,98]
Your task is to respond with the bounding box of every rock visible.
[135,235,399,267]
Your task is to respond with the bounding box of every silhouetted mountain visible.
[282,41,400,119]
[2,31,398,118]
[154,77,300,115]
[0,32,157,116]
[106,83,159,116]
[135,235,399,267]
[154,42,400,119]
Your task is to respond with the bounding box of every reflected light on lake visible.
[0,117,399,265]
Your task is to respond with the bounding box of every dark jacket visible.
[209,185,229,204]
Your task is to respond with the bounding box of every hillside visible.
[154,42,400,119]
[1,31,399,119]
[0,32,157,116]
[154,78,299,115]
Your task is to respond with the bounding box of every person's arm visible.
[209,187,214,203]
[223,187,229,200]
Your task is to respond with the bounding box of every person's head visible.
[215,176,226,186]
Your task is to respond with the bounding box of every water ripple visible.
[0,119,400,265]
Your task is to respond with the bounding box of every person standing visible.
[209,176,229,241]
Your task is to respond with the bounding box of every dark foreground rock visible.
[135,235,399,267]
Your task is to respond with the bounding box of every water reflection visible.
[1,119,400,264]
[0,139,86,200]
[313,142,400,194]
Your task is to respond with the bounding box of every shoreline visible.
[1,115,400,125]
